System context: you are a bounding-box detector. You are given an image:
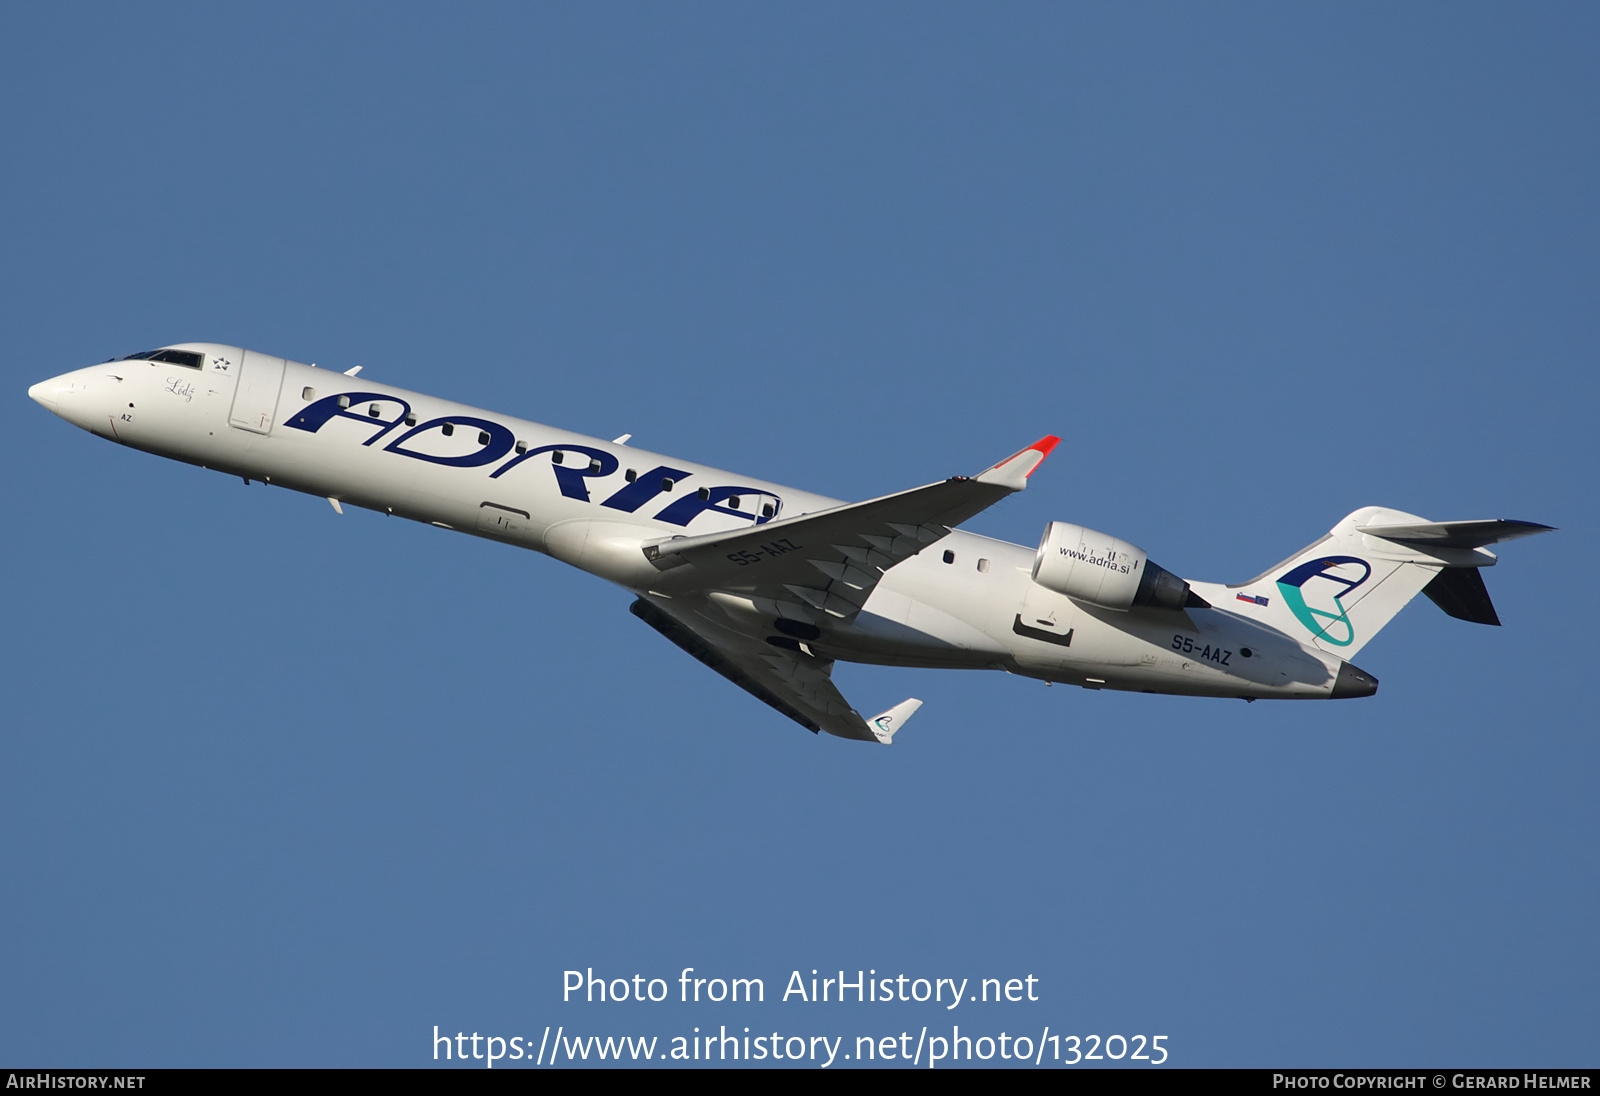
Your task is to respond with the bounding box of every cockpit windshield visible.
[113,348,204,369]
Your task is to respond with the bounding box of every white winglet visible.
[612,433,632,444]
[327,497,344,514]
[343,365,363,376]
[867,698,923,744]
[974,436,1060,490]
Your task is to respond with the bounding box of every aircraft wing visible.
[642,436,1059,624]
[630,596,921,742]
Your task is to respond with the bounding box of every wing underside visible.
[631,595,882,740]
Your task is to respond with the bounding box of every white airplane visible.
[29,344,1552,743]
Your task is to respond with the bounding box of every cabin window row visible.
[941,550,991,573]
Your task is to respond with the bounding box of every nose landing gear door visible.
[228,350,286,435]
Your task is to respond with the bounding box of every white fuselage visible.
[30,344,1352,701]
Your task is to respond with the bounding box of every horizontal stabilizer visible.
[1356,518,1554,550]
[1422,567,1501,626]
[867,698,922,744]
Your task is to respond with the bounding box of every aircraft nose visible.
[28,377,59,410]
[29,370,101,426]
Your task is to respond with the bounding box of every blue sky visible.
[3,2,1595,1068]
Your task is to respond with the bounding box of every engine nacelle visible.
[1032,522,1197,612]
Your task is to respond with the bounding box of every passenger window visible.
[371,404,383,418]
[728,496,741,510]
[337,395,350,409]
[625,469,637,482]
[942,550,955,564]
[977,558,991,573]
[589,458,603,473]
[478,430,491,445]
[762,503,775,518]
[405,413,417,426]
[697,487,710,501]
[440,422,454,437]
[515,441,528,455]
[302,387,315,401]
[662,478,675,492]
[552,451,564,465]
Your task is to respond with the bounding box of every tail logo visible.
[1275,556,1371,647]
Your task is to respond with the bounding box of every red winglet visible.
[1024,435,1060,477]
[979,434,1061,487]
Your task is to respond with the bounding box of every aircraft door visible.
[228,350,287,434]
[1010,583,1080,673]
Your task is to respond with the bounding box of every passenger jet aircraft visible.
[29,344,1551,743]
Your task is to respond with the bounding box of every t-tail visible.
[1210,507,1553,659]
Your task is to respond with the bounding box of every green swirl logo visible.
[1275,556,1371,647]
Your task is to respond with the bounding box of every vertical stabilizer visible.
[1220,507,1511,657]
